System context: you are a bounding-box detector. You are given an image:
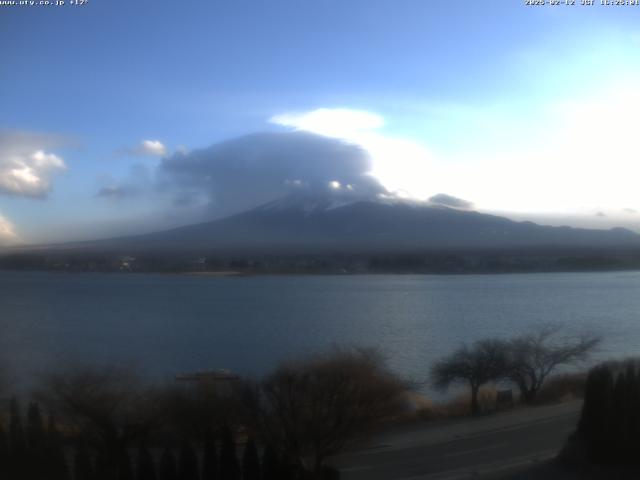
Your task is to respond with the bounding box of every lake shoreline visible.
[4,266,640,278]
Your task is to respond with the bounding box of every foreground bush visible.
[0,348,409,479]
[240,348,408,476]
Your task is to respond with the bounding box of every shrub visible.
[242,348,407,474]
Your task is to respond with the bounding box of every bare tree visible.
[38,365,164,477]
[431,339,509,415]
[506,326,600,404]
[240,348,408,475]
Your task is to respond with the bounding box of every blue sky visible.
[2,0,640,243]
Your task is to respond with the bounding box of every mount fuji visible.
[67,193,640,254]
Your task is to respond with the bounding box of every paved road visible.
[333,401,582,480]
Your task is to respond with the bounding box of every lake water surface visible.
[1,271,639,392]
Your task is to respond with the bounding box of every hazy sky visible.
[2,0,640,244]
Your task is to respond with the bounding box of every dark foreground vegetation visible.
[504,358,640,480]
[0,331,603,480]
[0,349,408,480]
[562,358,640,468]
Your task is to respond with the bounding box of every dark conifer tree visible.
[260,445,279,480]
[74,443,95,480]
[159,447,179,480]
[9,396,25,456]
[219,425,240,480]
[578,365,615,464]
[574,362,640,467]
[320,465,341,480]
[179,438,199,480]
[117,449,134,480]
[0,422,9,478]
[138,444,157,480]
[616,366,638,465]
[27,402,46,478]
[201,428,218,480]
[241,437,260,480]
[95,448,112,480]
[278,457,293,480]
[622,363,639,463]
[8,397,26,478]
[634,368,640,460]
[27,402,45,452]
[609,372,627,463]
[47,412,70,480]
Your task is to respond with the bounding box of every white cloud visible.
[270,93,640,229]
[121,139,167,157]
[0,130,67,198]
[270,108,437,199]
[272,108,385,138]
[0,213,19,246]
[140,139,167,156]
